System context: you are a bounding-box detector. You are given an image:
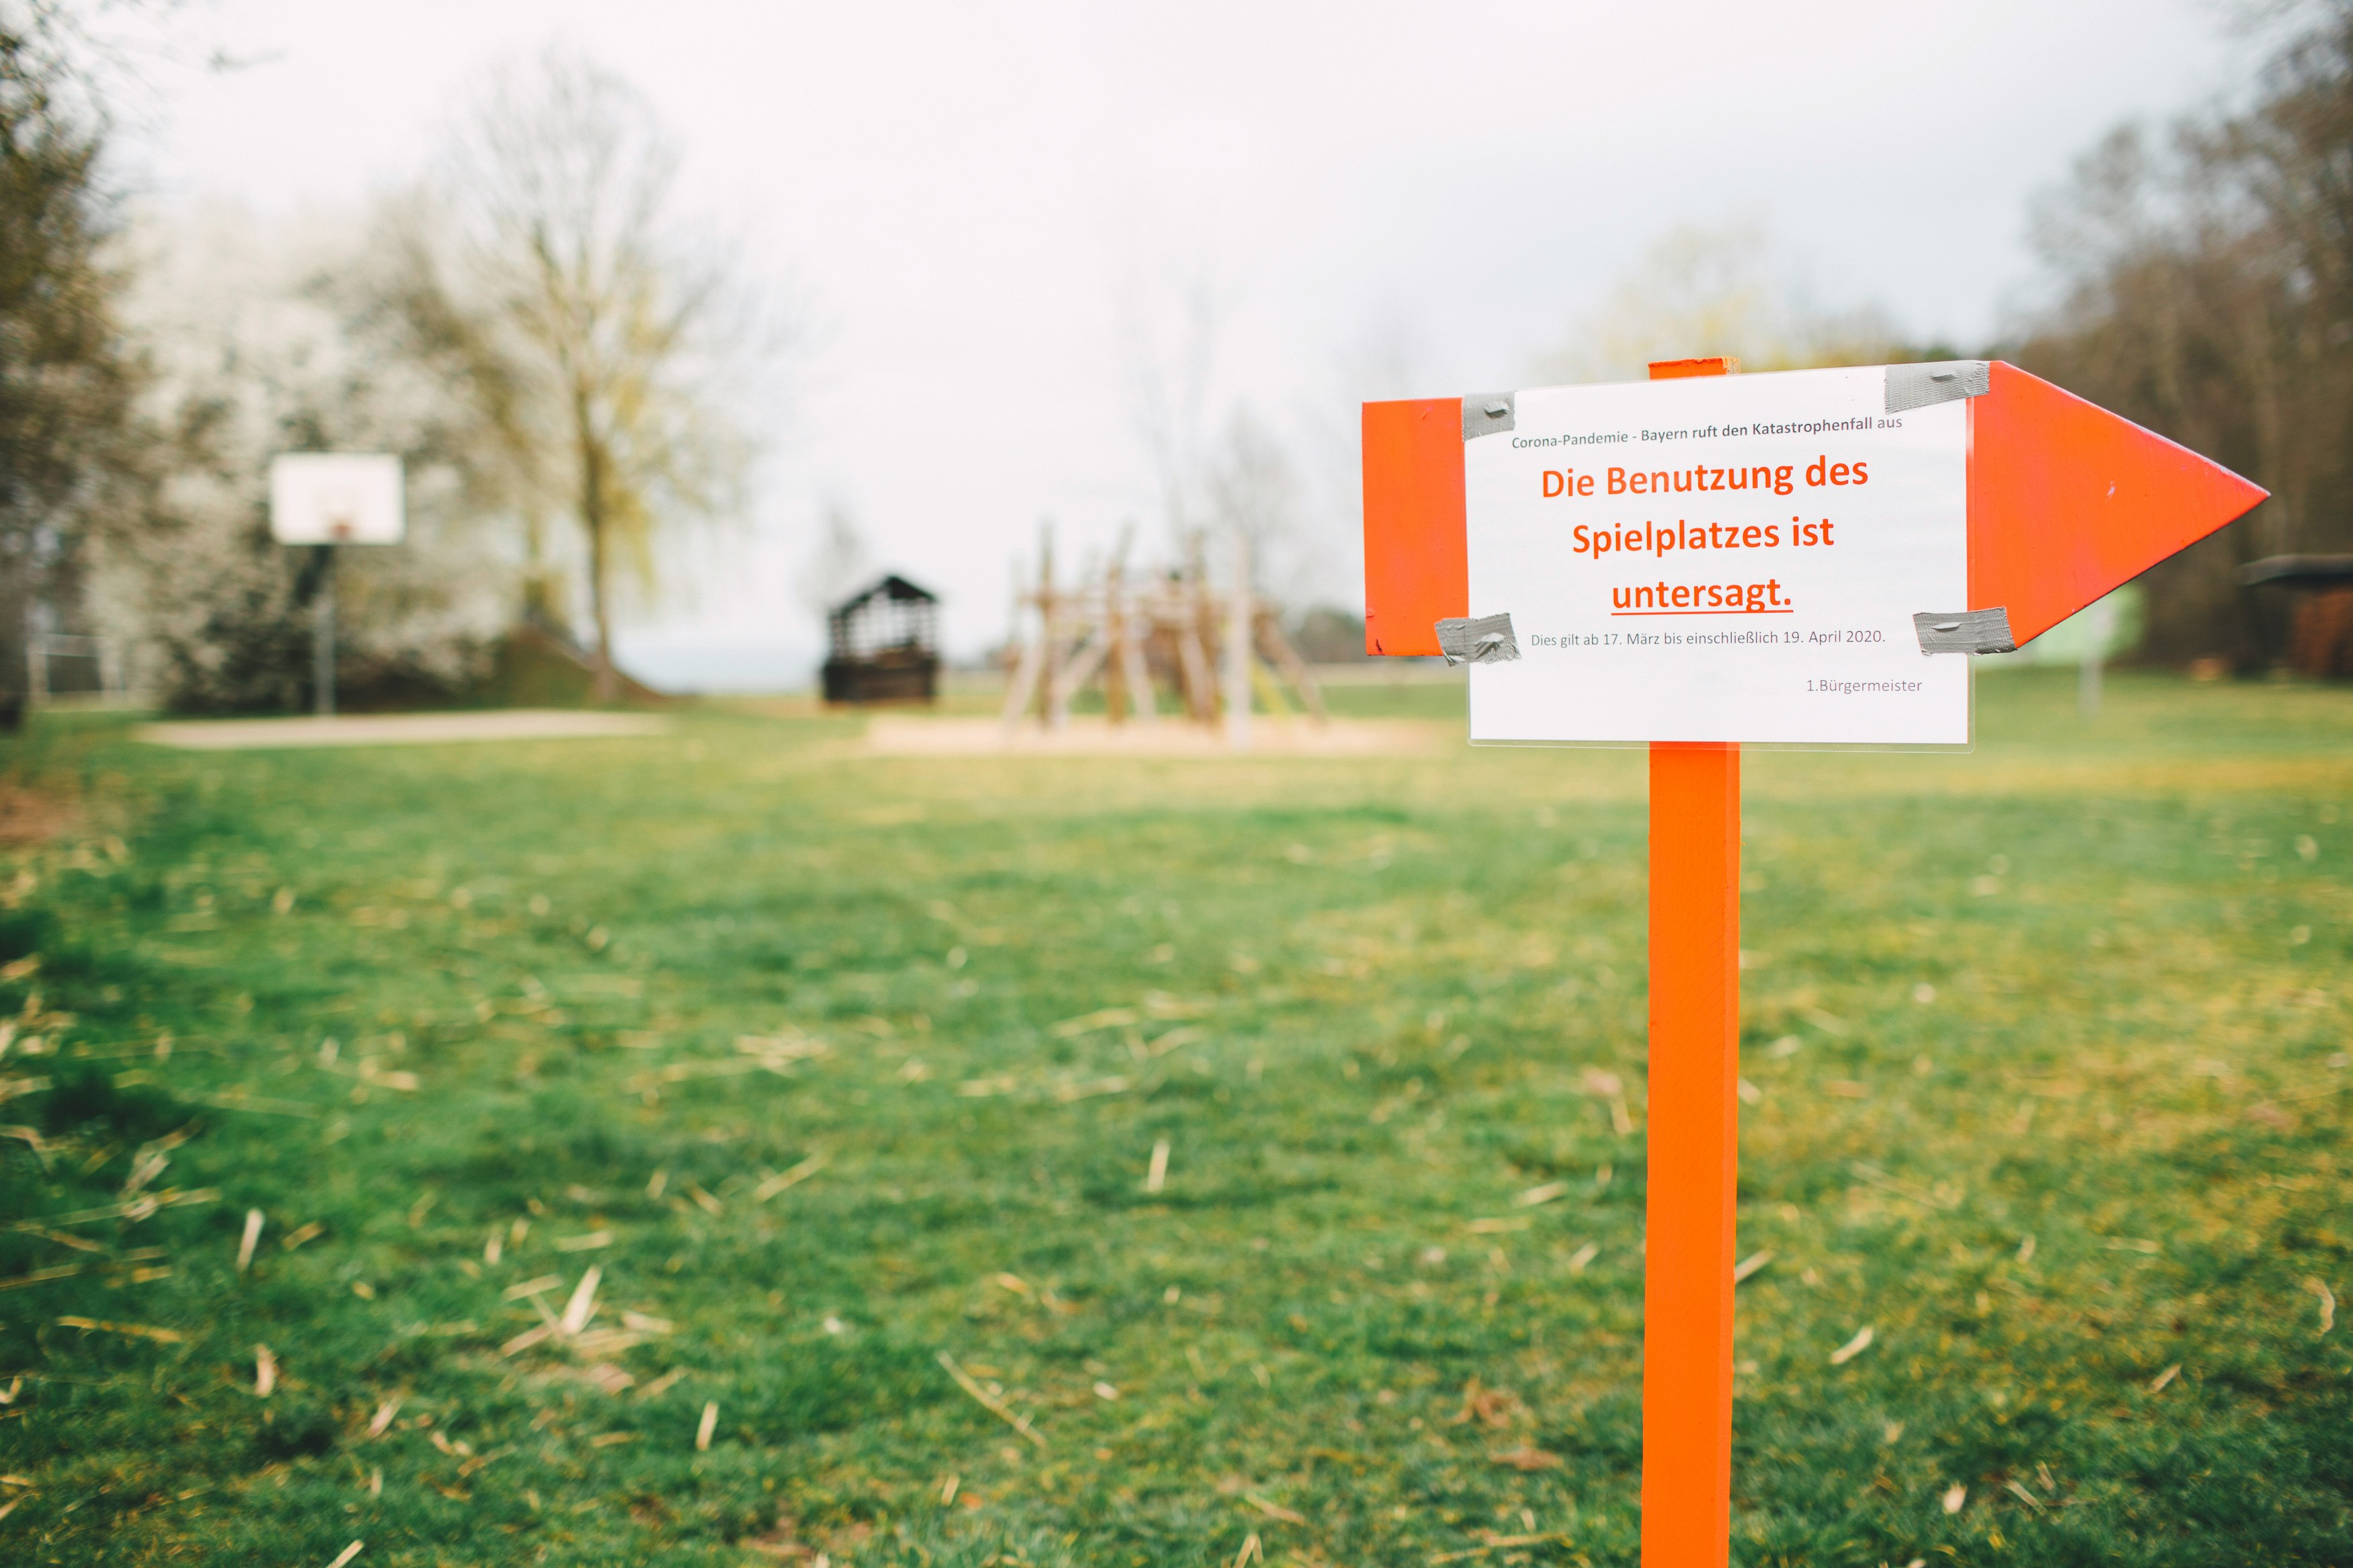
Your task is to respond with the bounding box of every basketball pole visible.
[315,544,337,718]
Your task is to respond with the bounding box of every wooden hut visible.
[2239,555,2353,678]
[822,575,941,704]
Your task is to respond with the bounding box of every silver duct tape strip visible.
[1463,393,1515,440]
[1435,612,1520,665]
[1913,608,2016,655]
[1886,360,1991,413]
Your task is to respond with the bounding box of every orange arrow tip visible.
[1972,362,2267,647]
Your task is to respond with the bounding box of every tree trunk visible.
[588,515,616,706]
[577,388,619,706]
[0,553,26,732]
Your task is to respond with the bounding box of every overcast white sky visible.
[128,0,2264,687]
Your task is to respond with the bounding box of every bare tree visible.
[1117,255,1227,556]
[795,497,870,618]
[440,50,760,702]
[1202,407,1300,600]
[1115,255,1329,610]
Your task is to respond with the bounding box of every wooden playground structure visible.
[998,526,1325,745]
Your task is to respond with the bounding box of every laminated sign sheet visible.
[1464,366,1967,745]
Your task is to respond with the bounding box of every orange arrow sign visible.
[1361,360,2266,659]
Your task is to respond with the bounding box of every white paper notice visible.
[1464,366,1968,745]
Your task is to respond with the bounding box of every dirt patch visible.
[0,781,77,848]
[863,715,1447,757]
[139,710,672,751]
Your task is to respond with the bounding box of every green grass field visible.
[1,671,2348,1567]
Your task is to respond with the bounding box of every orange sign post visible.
[1359,354,2264,1567]
[1640,736,1741,1563]
[1634,358,1742,1567]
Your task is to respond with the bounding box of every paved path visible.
[863,715,1445,756]
[139,710,671,751]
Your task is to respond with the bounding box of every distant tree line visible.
[2014,3,2353,667]
[9,4,2351,710]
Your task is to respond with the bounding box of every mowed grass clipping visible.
[0,669,2347,1568]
